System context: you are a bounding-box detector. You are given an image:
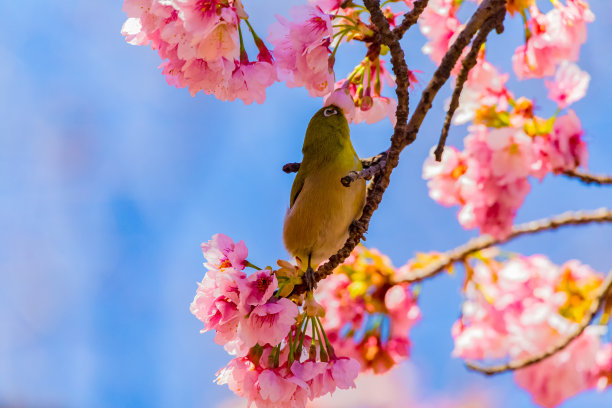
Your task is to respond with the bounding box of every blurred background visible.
[1,1,611,407]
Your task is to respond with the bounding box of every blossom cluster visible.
[452,252,612,407]
[122,0,421,123]
[122,0,278,104]
[191,234,361,408]
[419,0,462,65]
[325,58,400,126]
[317,245,421,373]
[419,0,594,238]
[512,0,594,79]
[423,105,588,238]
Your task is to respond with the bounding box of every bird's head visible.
[303,105,351,153]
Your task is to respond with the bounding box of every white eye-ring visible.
[323,107,338,117]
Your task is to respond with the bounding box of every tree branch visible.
[434,17,498,161]
[563,169,612,185]
[396,208,612,283]
[393,0,429,39]
[401,0,506,150]
[466,268,612,375]
[289,0,508,297]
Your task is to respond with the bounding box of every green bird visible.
[283,105,366,291]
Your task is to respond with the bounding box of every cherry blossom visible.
[201,233,248,270]
[240,298,299,348]
[546,61,590,109]
[115,1,612,406]
[422,146,467,207]
[268,5,335,97]
[122,0,278,103]
[532,110,588,177]
[333,59,399,126]
[514,327,604,408]
[317,246,420,373]
[512,1,594,79]
[240,269,278,308]
[419,0,462,65]
[454,59,512,126]
[453,253,610,407]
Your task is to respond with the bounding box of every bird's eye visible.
[323,107,338,117]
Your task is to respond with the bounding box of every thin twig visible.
[282,150,388,175]
[360,150,388,168]
[393,0,429,38]
[403,0,506,150]
[289,0,507,297]
[396,208,612,283]
[341,157,387,186]
[434,13,500,161]
[563,169,612,185]
[466,268,612,375]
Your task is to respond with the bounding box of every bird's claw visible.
[304,265,317,292]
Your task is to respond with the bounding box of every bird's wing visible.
[289,169,306,209]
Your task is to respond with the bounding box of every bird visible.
[283,104,366,292]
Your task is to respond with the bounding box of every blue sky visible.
[1,1,611,407]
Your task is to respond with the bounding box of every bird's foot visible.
[304,265,317,292]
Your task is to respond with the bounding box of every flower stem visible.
[245,261,262,270]
[295,315,308,359]
[273,344,280,368]
[332,30,350,59]
[331,14,360,26]
[316,316,336,360]
[237,22,249,64]
[288,325,295,367]
[313,317,328,362]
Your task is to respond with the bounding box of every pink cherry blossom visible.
[593,343,612,390]
[180,57,235,96]
[291,360,329,398]
[329,357,360,389]
[217,343,362,407]
[424,124,535,239]
[515,327,604,408]
[190,267,247,353]
[532,110,587,177]
[310,360,355,398]
[354,95,398,126]
[216,356,259,398]
[385,285,421,336]
[308,0,343,13]
[240,269,278,308]
[512,2,594,79]
[240,298,298,348]
[323,86,356,122]
[220,61,278,105]
[454,59,512,125]
[317,246,420,373]
[268,5,335,97]
[419,0,462,65]
[546,61,590,109]
[453,253,609,407]
[256,369,301,406]
[333,59,399,125]
[486,127,534,182]
[459,177,531,238]
[122,0,278,103]
[422,147,468,207]
[201,233,248,270]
